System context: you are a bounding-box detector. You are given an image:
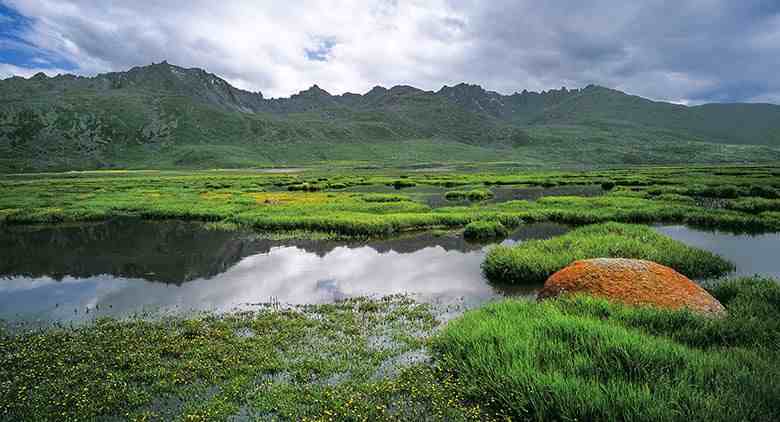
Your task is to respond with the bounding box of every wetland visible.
[1,164,780,421]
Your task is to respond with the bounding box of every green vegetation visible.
[482,223,734,284]
[2,165,780,238]
[0,297,485,421]
[2,63,780,172]
[432,277,780,421]
[444,189,494,201]
[3,277,778,420]
[463,220,509,240]
[726,197,780,213]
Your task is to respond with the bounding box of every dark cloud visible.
[0,0,777,103]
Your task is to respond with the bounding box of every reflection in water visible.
[0,220,568,322]
[490,185,605,203]
[654,225,780,280]
[423,184,606,208]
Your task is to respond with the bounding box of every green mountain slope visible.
[1,62,779,172]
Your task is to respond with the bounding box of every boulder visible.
[538,258,725,316]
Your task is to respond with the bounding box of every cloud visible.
[0,62,71,78]
[0,0,778,103]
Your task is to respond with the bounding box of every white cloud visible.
[0,62,71,79]
[2,0,779,102]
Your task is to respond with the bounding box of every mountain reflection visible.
[0,219,568,284]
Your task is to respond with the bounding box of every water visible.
[2,220,778,323]
[654,225,780,279]
[0,220,566,322]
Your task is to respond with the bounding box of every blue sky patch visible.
[0,3,76,71]
[305,37,336,62]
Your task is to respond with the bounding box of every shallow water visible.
[2,220,777,323]
[0,220,565,322]
[654,225,780,280]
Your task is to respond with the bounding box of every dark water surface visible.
[0,220,566,322]
[2,220,778,323]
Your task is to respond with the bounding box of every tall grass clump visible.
[432,277,780,421]
[445,189,494,201]
[482,222,734,284]
[726,197,780,214]
[463,220,509,240]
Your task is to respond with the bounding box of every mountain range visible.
[1,61,779,172]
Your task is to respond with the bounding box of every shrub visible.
[482,222,734,284]
[601,181,615,190]
[463,220,509,240]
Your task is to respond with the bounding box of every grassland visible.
[1,164,780,238]
[432,277,780,421]
[482,222,735,284]
[2,278,778,421]
[2,164,780,420]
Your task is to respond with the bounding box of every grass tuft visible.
[463,220,509,240]
[445,189,494,201]
[432,277,780,421]
[482,222,734,284]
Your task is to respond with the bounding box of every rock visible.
[538,258,725,316]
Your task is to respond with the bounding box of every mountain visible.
[1,61,779,172]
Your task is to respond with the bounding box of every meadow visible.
[1,164,780,237]
[2,163,780,420]
[2,278,778,421]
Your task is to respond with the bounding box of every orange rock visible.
[538,258,725,316]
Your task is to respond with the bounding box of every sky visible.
[0,0,778,104]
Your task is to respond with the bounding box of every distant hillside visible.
[1,61,779,172]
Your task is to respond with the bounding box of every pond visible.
[654,225,780,280]
[2,220,778,324]
[0,220,567,322]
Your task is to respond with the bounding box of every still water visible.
[1,220,778,323]
[653,225,780,280]
[0,220,566,322]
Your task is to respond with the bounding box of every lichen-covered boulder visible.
[538,258,725,316]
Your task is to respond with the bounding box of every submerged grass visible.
[0,296,487,421]
[482,222,734,284]
[432,277,780,422]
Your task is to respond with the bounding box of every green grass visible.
[432,277,780,421]
[482,222,735,284]
[1,165,779,238]
[0,296,486,421]
[463,220,509,240]
[4,65,780,173]
[444,189,494,201]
